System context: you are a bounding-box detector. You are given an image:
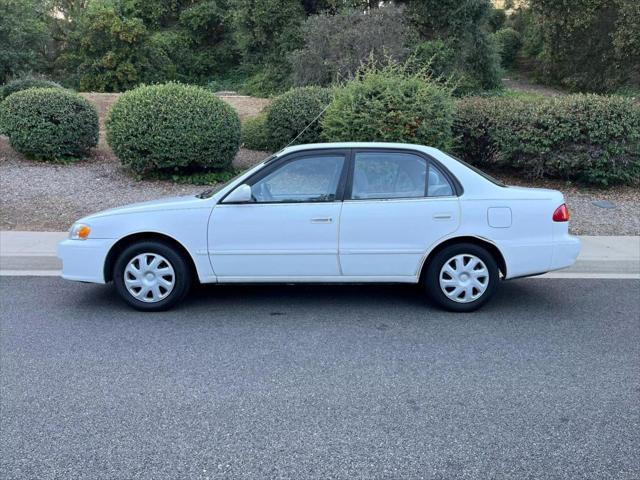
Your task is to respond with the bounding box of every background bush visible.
[453,95,640,186]
[264,86,333,151]
[0,88,98,160]
[1,76,64,100]
[494,27,522,69]
[321,64,455,149]
[510,0,639,92]
[404,0,502,92]
[106,82,241,175]
[290,5,410,87]
[241,114,270,151]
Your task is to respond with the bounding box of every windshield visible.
[196,155,277,199]
[446,153,507,187]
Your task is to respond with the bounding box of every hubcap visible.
[124,253,175,303]
[439,254,489,304]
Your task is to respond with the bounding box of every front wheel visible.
[424,243,499,312]
[113,241,192,311]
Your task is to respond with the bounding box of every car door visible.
[339,149,461,278]
[208,150,348,279]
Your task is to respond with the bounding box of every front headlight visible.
[69,223,91,240]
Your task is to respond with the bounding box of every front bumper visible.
[57,238,114,283]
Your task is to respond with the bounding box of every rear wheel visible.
[113,241,192,311]
[424,243,499,312]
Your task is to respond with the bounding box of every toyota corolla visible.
[58,143,581,312]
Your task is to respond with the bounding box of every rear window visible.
[447,153,507,187]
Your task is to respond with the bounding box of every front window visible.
[251,154,345,203]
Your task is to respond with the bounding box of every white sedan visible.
[58,143,581,312]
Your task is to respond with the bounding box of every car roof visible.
[279,142,443,157]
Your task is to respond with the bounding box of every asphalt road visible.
[1,277,639,480]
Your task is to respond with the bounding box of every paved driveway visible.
[1,277,639,479]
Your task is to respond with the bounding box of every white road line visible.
[0,270,62,277]
[539,272,640,279]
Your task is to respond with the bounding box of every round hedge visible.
[1,76,63,100]
[106,83,241,175]
[321,68,455,149]
[0,88,98,160]
[264,86,333,151]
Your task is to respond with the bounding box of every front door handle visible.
[311,217,333,223]
[433,213,452,220]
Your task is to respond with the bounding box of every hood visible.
[81,195,210,221]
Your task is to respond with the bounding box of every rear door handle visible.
[433,213,452,220]
[311,217,333,223]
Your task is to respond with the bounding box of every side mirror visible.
[223,184,253,203]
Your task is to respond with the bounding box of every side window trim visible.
[220,149,350,204]
[345,148,462,200]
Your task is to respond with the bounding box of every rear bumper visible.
[549,235,581,272]
[57,238,113,283]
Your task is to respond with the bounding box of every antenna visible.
[282,101,333,149]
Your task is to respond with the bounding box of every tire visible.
[113,240,192,311]
[424,243,499,312]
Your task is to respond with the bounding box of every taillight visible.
[553,203,570,222]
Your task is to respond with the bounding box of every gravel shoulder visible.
[1,93,637,234]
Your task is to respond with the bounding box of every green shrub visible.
[494,28,522,68]
[242,114,270,151]
[264,86,332,151]
[106,83,241,175]
[321,65,455,149]
[410,39,484,96]
[0,88,98,160]
[453,95,640,186]
[1,76,63,100]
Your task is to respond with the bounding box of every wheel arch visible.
[418,236,507,282]
[103,232,199,283]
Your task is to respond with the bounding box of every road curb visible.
[1,231,638,277]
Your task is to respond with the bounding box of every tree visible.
[153,0,239,84]
[290,5,411,86]
[526,0,639,92]
[0,0,48,83]
[398,0,502,91]
[60,0,171,92]
[232,0,305,93]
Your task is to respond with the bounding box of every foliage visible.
[0,88,98,160]
[143,168,243,185]
[59,0,172,92]
[0,0,48,83]
[290,5,411,87]
[411,39,489,96]
[232,0,305,94]
[1,76,64,100]
[400,0,502,92]
[321,64,455,149]
[453,95,640,186]
[263,86,332,150]
[494,28,522,68]
[488,7,507,32]
[519,0,640,92]
[105,83,241,175]
[1,0,634,96]
[241,114,271,151]
[151,0,239,85]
